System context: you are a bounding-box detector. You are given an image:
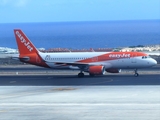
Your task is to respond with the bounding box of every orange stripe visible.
[78,52,147,63]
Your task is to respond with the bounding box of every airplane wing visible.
[44,60,103,66]
[44,60,89,66]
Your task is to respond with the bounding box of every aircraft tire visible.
[134,73,139,77]
[78,73,84,78]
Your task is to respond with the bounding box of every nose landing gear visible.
[134,69,139,77]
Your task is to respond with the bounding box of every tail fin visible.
[14,29,38,55]
[13,29,49,68]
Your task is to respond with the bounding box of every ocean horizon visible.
[0,20,160,49]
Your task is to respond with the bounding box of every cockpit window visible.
[142,56,151,59]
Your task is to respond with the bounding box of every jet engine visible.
[89,66,105,75]
[106,68,121,73]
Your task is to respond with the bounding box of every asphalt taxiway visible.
[0,65,160,120]
[0,73,160,86]
[0,64,160,86]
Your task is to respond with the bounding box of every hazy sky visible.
[0,0,160,23]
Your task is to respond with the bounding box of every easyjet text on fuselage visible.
[109,53,130,58]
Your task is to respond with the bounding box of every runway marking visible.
[0,108,18,113]
[50,87,76,91]
[0,91,49,99]
[88,79,113,85]
[0,103,160,106]
[10,81,16,83]
[0,87,77,99]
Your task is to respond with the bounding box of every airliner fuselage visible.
[39,52,156,69]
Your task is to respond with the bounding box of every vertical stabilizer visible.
[14,29,38,55]
[13,29,49,68]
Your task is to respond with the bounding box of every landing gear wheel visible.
[78,72,84,78]
[134,69,139,77]
[134,73,139,77]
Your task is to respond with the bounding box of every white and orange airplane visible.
[13,29,157,77]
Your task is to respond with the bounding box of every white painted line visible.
[10,81,16,83]
[0,103,160,106]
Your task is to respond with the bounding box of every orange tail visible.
[14,29,49,68]
[14,29,38,55]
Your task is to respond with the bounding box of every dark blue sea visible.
[0,20,160,49]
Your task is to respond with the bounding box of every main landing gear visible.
[134,69,139,77]
[78,72,95,78]
[78,72,84,78]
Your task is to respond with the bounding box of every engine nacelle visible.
[89,66,105,75]
[106,68,121,73]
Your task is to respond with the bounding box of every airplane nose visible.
[151,59,157,66]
